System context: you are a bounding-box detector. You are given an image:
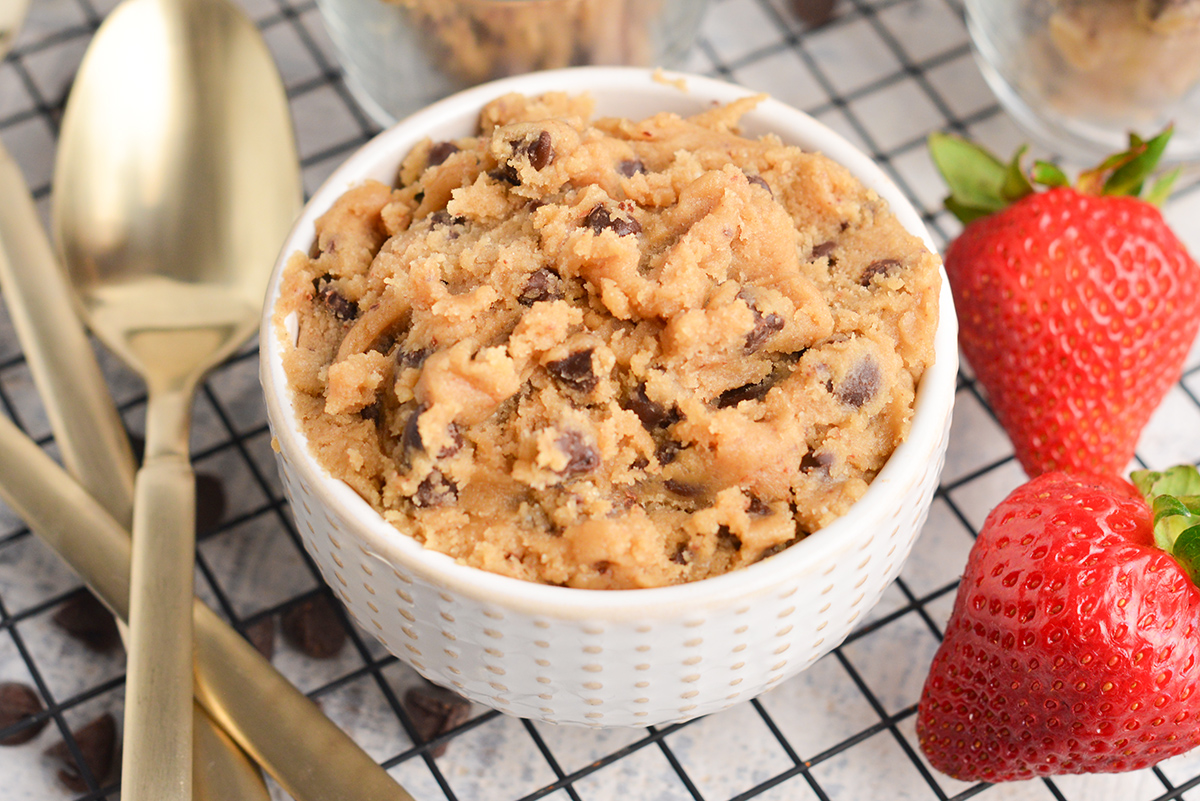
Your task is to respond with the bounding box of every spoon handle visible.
[0,144,270,801]
[0,412,418,801]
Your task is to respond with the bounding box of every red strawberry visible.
[929,130,1200,478]
[916,466,1200,781]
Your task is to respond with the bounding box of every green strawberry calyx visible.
[1131,465,1200,585]
[928,127,1181,225]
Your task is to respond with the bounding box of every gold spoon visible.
[0,6,268,800]
[53,0,301,796]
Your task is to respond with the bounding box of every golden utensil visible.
[0,7,265,799]
[52,0,302,795]
[0,412,418,801]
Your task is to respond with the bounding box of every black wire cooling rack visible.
[3,0,1200,799]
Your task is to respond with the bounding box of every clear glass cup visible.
[964,0,1200,160]
[316,0,712,127]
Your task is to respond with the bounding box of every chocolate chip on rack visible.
[281,595,347,659]
[51,589,120,652]
[402,680,471,758]
[44,713,117,792]
[0,682,48,746]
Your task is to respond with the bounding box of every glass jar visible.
[316,0,712,126]
[964,0,1200,160]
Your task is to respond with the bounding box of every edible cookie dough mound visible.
[277,91,941,589]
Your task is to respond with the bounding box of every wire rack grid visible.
[3,0,1200,799]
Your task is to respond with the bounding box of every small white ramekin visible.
[260,66,958,728]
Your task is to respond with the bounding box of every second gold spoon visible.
[52,0,301,796]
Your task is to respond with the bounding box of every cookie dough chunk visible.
[277,91,941,589]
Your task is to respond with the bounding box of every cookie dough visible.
[276,91,941,589]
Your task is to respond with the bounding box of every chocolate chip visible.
[546,350,598,394]
[403,680,471,758]
[524,130,554,170]
[800,449,834,475]
[585,205,641,237]
[744,305,785,353]
[414,469,458,507]
[427,141,460,167]
[746,174,773,197]
[359,401,382,423]
[812,240,837,259]
[52,589,120,653]
[793,0,836,27]
[669,542,691,565]
[0,682,48,746]
[243,617,275,661]
[429,209,466,228]
[557,431,599,476]
[716,380,771,408]
[860,258,901,287]
[488,163,521,185]
[717,525,742,551]
[747,495,771,516]
[281,595,347,659]
[618,158,646,177]
[835,357,881,408]
[319,287,358,321]
[664,479,704,498]
[625,384,678,430]
[195,472,226,538]
[518,268,562,305]
[397,348,430,369]
[656,440,683,466]
[402,408,425,454]
[44,713,117,792]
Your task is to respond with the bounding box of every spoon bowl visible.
[53,0,300,797]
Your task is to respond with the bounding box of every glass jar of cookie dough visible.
[964,0,1200,160]
[316,0,712,126]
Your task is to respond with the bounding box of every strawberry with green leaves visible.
[930,130,1200,478]
[916,465,1200,781]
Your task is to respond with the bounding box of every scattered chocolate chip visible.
[631,455,650,471]
[524,130,554,170]
[488,162,521,185]
[311,272,334,294]
[195,472,226,538]
[717,525,742,551]
[243,618,276,661]
[281,595,347,659]
[812,240,837,260]
[319,287,358,322]
[0,682,48,746]
[664,479,704,498]
[618,158,646,177]
[669,542,691,565]
[835,357,882,408]
[585,205,641,237]
[793,0,836,28]
[625,384,678,430]
[52,589,120,653]
[594,560,614,576]
[546,350,598,394]
[716,380,771,408]
[359,401,382,423]
[800,449,834,475]
[744,305,785,353]
[429,209,466,228]
[518,268,562,305]
[860,258,901,287]
[44,713,117,793]
[414,469,458,508]
[746,174,773,197]
[397,348,430,369]
[402,407,425,454]
[426,141,459,167]
[403,680,471,757]
[759,536,802,561]
[747,496,771,516]
[656,440,683,466]
[557,431,599,477]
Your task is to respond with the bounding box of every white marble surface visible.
[2,0,1200,799]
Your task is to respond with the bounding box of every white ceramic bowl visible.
[261,66,958,728]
